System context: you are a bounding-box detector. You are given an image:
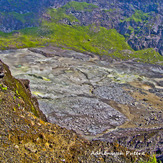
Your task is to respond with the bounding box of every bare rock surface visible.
[40,96,127,136]
[0,46,163,159]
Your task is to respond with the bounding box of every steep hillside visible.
[50,0,163,55]
[0,60,46,120]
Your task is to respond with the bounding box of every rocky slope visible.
[51,0,163,55]
[0,47,162,162]
[0,0,162,55]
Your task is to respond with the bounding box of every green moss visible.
[103,9,116,13]
[123,10,149,23]
[128,26,134,33]
[46,2,98,23]
[63,1,98,11]
[0,11,35,24]
[0,84,8,91]
[125,33,130,37]
[15,80,39,116]
[139,155,160,163]
[9,12,32,23]
[47,8,79,23]
[133,48,163,64]
[0,31,13,37]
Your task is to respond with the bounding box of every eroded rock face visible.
[0,47,163,158]
[0,61,4,78]
[0,59,46,121]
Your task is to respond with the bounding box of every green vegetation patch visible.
[47,8,79,23]
[103,8,116,13]
[133,48,163,64]
[40,20,132,55]
[46,1,98,24]
[139,155,160,163]
[123,10,149,23]
[8,12,33,23]
[128,26,134,34]
[0,84,8,91]
[0,6,162,65]
[63,1,98,12]
[0,11,35,24]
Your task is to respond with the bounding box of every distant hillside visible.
[0,0,162,56]
[0,2,162,65]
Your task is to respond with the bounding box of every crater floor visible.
[0,47,162,156]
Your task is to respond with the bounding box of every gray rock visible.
[39,97,127,136]
[93,84,135,105]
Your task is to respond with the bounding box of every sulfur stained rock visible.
[24,142,37,153]
[15,145,19,149]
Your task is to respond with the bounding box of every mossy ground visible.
[0,11,35,24]
[62,1,98,11]
[122,10,149,23]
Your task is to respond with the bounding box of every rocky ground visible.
[0,46,162,162]
[0,59,150,162]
